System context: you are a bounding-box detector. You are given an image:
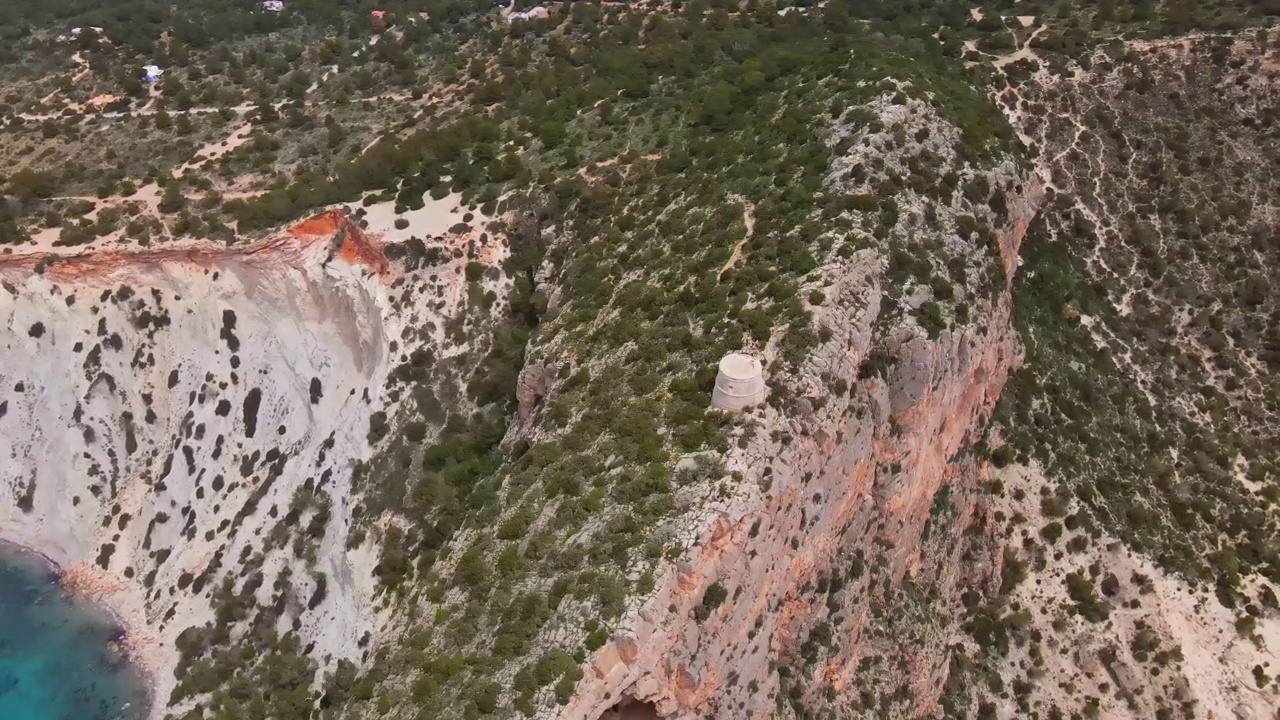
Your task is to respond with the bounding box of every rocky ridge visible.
[567,172,1043,719]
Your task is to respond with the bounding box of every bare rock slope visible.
[0,212,395,714]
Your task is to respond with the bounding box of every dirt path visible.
[964,15,1049,68]
[175,122,254,178]
[717,195,755,282]
[992,23,1050,68]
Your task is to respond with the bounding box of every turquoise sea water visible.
[0,544,148,720]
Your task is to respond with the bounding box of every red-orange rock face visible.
[0,209,388,285]
[566,180,1045,720]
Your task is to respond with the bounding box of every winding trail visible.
[716,195,755,282]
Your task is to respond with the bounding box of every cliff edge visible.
[0,211,392,715]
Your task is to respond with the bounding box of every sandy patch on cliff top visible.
[351,189,492,245]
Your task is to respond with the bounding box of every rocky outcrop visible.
[0,211,394,716]
[516,362,556,436]
[566,181,1045,719]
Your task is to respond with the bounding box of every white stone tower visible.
[710,353,766,412]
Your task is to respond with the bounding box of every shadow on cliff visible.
[597,697,661,720]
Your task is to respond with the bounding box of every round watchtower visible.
[710,353,766,412]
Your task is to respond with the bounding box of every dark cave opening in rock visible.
[597,697,662,720]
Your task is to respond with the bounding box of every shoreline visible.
[0,538,157,720]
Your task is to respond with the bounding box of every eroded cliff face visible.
[568,181,1046,719]
[0,212,393,715]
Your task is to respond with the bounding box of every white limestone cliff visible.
[0,212,396,716]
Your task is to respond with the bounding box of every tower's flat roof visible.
[718,353,761,381]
